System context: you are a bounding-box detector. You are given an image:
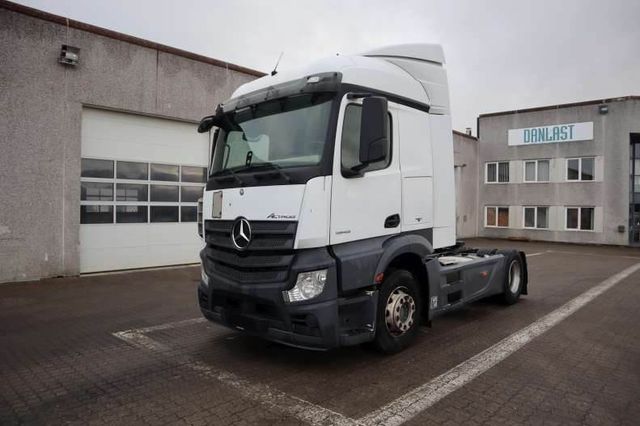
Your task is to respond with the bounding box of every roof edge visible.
[479,96,640,119]
[453,130,477,140]
[1,0,266,77]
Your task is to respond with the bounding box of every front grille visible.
[204,220,297,284]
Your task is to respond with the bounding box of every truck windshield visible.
[210,93,334,175]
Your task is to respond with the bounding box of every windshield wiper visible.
[240,163,292,183]
[211,163,291,184]
[211,167,245,186]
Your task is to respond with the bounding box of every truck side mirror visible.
[359,96,388,165]
[198,115,225,133]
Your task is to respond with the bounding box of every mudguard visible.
[373,233,433,278]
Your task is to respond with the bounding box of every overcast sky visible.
[16,0,640,133]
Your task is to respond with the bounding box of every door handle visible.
[385,214,400,228]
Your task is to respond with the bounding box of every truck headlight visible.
[283,269,327,303]
[201,266,210,287]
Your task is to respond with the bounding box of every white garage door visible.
[79,108,208,273]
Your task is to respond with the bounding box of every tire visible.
[499,250,524,305]
[372,269,423,354]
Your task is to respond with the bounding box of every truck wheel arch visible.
[375,234,433,316]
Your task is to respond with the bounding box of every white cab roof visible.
[363,43,445,65]
[231,44,450,115]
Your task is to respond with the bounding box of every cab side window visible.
[341,104,392,174]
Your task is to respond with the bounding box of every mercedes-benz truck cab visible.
[197,44,527,353]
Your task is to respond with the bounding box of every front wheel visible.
[372,269,423,354]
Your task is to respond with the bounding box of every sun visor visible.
[221,72,342,113]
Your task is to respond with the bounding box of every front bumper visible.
[198,247,377,350]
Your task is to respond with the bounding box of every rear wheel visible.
[372,269,422,354]
[499,250,524,305]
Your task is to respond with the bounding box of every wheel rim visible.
[385,286,416,336]
[508,260,521,294]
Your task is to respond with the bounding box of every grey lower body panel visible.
[198,246,378,350]
[426,253,512,319]
[198,283,377,350]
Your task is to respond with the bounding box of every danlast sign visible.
[508,122,593,146]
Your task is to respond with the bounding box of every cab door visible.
[329,95,402,245]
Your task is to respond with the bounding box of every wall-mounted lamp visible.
[598,104,609,115]
[59,45,80,66]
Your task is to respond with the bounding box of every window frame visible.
[565,206,595,231]
[523,206,550,229]
[565,157,595,182]
[485,161,510,184]
[485,206,510,228]
[523,159,550,183]
[80,157,206,225]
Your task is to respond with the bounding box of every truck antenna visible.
[271,52,284,76]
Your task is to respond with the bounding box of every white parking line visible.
[113,329,171,352]
[113,318,358,426]
[112,259,640,426]
[525,251,548,257]
[548,249,640,260]
[129,317,206,334]
[82,263,199,277]
[186,359,358,426]
[359,262,640,426]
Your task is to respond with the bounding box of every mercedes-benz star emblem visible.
[231,218,252,250]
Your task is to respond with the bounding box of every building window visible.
[566,207,595,231]
[523,160,550,182]
[181,206,198,222]
[486,206,509,227]
[81,158,113,179]
[81,182,114,201]
[181,186,203,203]
[80,158,206,224]
[523,206,549,229]
[116,161,148,180]
[150,163,179,182]
[116,205,148,223]
[181,166,207,183]
[150,206,179,223]
[633,155,640,194]
[566,157,595,181]
[80,205,113,224]
[116,183,148,202]
[150,184,179,202]
[486,162,509,183]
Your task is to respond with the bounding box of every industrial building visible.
[475,97,640,246]
[0,1,260,282]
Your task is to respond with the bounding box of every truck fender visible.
[372,233,438,319]
[374,233,434,289]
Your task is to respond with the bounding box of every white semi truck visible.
[196,44,527,353]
